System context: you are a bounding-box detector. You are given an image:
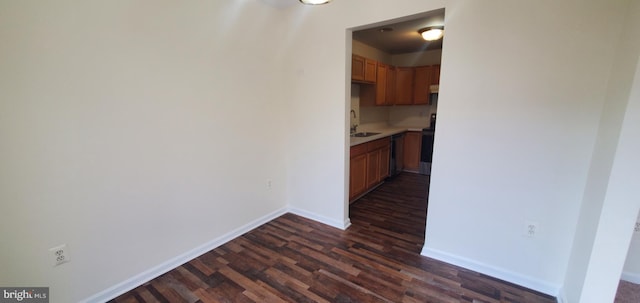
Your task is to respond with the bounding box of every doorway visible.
[347,8,446,244]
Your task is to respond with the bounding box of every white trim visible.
[287,207,351,230]
[80,207,289,303]
[556,287,567,303]
[621,271,640,284]
[421,246,561,298]
[81,207,351,302]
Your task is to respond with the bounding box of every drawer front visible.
[368,137,390,151]
[350,143,368,157]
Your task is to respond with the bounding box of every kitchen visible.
[348,9,444,203]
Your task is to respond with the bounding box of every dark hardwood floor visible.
[110,172,556,303]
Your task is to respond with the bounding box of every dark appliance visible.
[419,114,437,175]
[390,133,405,177]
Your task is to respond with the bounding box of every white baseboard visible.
[81,206,351,302]
[287,207,351,230]
[621,271,640,284]
[421,246,561,298]
[80,207,289,303]
[556,287,567,303]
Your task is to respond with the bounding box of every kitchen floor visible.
[110,172,555,303]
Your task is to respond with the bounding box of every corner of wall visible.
[288,207,351,230]
[621,271,640,284]
[421,246,561,298]
[79,207,289,303]
[556,287,568,303]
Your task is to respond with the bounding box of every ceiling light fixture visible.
[299,0,332,5]
[419,26,444,41]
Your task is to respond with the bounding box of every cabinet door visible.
[375,63,388,105]
[432,64,441,85]
[366,149,381,188]
[379,145,390,180]
[413,66,432,105]
[351,55,365,82]
[385,66,396,105]
[364,59,377,83]
[395,67,414,105]
[350,153,367,200]
[403,131,422,171]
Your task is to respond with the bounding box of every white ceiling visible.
[258,1,445,54]
[353,9,445,54]
[259,0,298,9]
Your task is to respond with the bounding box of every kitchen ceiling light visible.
[419,26,444,41]
[299,0,331,4]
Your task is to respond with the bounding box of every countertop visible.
[350,126,428,146]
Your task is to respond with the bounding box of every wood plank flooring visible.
[110,172,557,303]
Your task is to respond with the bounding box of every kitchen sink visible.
[351,132,381,137]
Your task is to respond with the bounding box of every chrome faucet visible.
[350,109,358,134]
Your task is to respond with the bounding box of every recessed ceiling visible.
[353,9,445,55]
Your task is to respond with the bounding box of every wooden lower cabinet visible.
[403,131,422,172]
[349,137,391,202]
[366,149,381,188]
[349,153,367,199]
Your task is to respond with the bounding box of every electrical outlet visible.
[524,221,538,238]
[267,179,272,190]
[635,222,640,233]
[49,244,69,266]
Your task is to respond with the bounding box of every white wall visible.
[0,1,289,302]
[620,1,640,285]
[578,52,640,303]
[2,1,638,302]
[350,84,361,126]
[563,0,640,301]
[623,212,640,283]
[388,105,434,128]
[353,40,392,64]
[423,0,629,295]
[281,0,631,298]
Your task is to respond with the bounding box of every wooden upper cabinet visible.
[395,67,414,105]
[351,55,366,82]
[385,66,396,105]
[364,59,377,83]
[432,64,441,85]
[354,55,441,106]
[375,63,388,106]
[352,55,377,84]
[360,62,391,106]
[413,66,433,105]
